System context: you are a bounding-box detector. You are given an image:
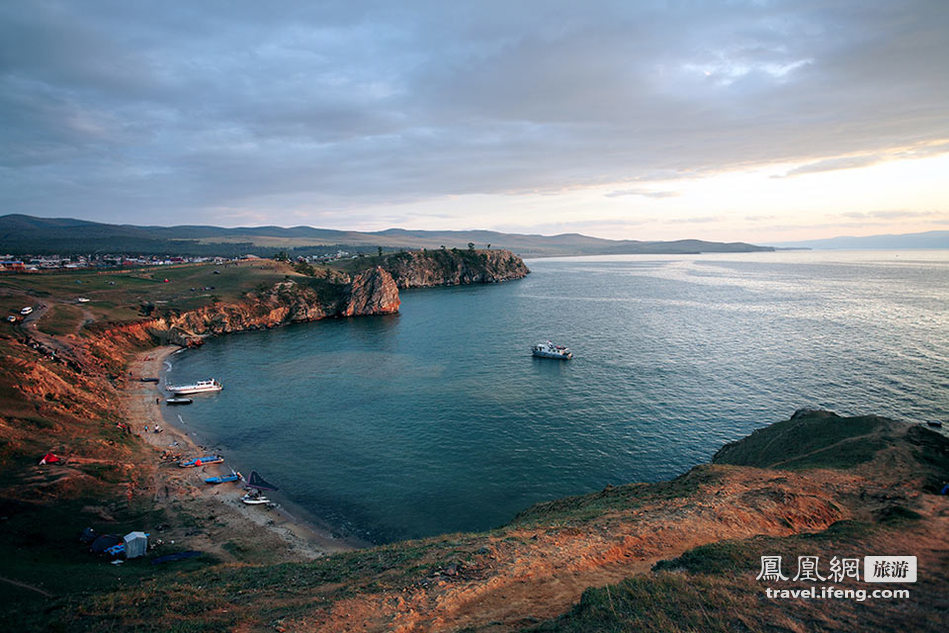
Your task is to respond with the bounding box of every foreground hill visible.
[9,396,948,631]
[0,213,774,257]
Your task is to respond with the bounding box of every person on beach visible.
[145,425,149,433]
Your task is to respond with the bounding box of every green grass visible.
[712,411,893,470]
[529,517,921,633]
[0,262,303,328]
[511,465,723,527]
[37,304,85,336]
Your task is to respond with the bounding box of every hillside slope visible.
[12,410,945,632]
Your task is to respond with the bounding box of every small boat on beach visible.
[205,470,242,484]
[166,378,222,395]
[531,341,573,360]
[165,397,193,405]
[241,470,278,505]
[240,492,272,505]
[178,455,224,468]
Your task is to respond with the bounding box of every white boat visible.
[166,378,223,395]
[241,471,278,505]
[19,306,33,315]
[240,493,272,505]
[531,341,573,360]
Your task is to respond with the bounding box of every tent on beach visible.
[90,534,122,554]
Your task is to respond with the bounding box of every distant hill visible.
[770,230,949,250]
[0,214,773,257]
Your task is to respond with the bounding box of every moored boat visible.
[178,455,224,468]
[531,340,573,360]
[165,397,193,405]
[166,378,222,395]
[205,470,242,484]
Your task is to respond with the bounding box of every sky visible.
[1,0,947,243]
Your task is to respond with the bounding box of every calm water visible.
[164,250,949,542]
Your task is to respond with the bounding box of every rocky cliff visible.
[378,249,530,289]
[145,266,399,348]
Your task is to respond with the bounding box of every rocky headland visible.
[376,248,531,288]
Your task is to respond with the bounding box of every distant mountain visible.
[0,214,773,257]
[770,230,949,250]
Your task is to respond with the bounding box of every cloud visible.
[779,154,884,177]
[605,189,679,199]
[664,216,722,224]
[0,1,947,228]
[840,209,943,220]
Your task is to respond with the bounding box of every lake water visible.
[164,250,949,543]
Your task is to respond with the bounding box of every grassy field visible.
[0,260,306,329]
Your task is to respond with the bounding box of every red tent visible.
[39,452,61,465]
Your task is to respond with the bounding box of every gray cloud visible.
[605,189,679,199]
[841,209,943,220]
[1,1,947,226]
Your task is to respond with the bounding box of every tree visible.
[377,246,383,257]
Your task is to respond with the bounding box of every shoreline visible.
[121,344,368,561]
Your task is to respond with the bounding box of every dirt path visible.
[0,575,54,598]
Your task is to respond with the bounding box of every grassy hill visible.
[0,214,774,258]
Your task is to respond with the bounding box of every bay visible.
[164,250,949,543]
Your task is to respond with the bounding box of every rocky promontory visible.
[377,248,530,288]
[152,265,400,346]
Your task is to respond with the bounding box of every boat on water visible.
[165,397,193,405]
[531,341,573,360]
[205,470,242,484]
[165,378,222,395]
[178,455,224,468]
[241,470,278,505]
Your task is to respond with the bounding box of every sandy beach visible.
[121,345,366,563]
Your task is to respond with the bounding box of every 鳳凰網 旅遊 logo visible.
[863,556,917,583]
[755,555,916,602]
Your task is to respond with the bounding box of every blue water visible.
[164,250,949,543]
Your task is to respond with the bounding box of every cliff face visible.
[65,267,400,367]
[340,266,401,317]
[143,266,399,347]
[379,249,530,289]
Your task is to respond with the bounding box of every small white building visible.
[123,531,148,559]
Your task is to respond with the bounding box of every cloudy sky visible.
[1,1,947,242]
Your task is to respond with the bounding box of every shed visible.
[123,531,148,559]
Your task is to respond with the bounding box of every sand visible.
[121,346,367,563]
